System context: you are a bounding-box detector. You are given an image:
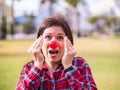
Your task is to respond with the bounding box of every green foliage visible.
[41,0,56,4]
[87,16,99,24]
[105,17,118,26]
[66,0,77,7]
[87,15,119,25]
[65,0,82,7]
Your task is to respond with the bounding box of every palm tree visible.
[11,0,21,38]
[65,0,83,37]
[40,0,57,15]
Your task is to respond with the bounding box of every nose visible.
[49,41,58,49]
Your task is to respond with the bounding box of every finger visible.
[31,36,42,48]
[28,36,43,53]
[64,36,68,50]
[64,37,72,48]
[38,37,43,48]
[30,46,42,60]
[66,37,73,47]
[33,35,43,49]
[67,38,76,55]
[66,38,76,55]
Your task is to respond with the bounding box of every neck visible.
[45,61,58,72]
[45,61,56,72]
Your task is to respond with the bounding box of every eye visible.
[45,35,52,41]
[57,36,64,41]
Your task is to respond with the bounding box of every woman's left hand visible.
[62,37,76,69]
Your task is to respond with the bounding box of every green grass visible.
[0,55,29,90]
[0,40,33,90]
[0,37,120,90]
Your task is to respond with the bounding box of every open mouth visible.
[48,49,59,57]
[49,50,58,54]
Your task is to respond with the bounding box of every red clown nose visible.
[49,41,58,49]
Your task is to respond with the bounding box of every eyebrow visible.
[44,33,65,36]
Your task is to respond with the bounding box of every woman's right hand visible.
[28,36,44,69]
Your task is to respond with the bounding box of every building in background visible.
[0,0,13,35]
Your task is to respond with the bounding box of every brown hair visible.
[37,14,73,45]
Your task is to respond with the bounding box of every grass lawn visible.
[0,36,120,90]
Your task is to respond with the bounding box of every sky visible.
[5,0,120,31]
[5,0,119,17]
[5,0,40,16]
[87,0,115,15]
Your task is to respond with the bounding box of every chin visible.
[49,58,61,63]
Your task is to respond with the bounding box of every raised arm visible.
[16,61,43,90]
[65,57,97,90]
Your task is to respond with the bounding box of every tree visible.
[1,16,7,39]
[23,14,35,34]
[87,16,99,24]
[11,0,21,38]
[40,0,57,15]
[65,0,82,37]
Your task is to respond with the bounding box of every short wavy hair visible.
[37,14,73,45]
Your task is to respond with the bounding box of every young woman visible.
[16,14,97,90]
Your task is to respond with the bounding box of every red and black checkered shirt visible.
[16,57,97,90]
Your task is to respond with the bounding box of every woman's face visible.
[42,26,66,64]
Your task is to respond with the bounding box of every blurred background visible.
[0,0,120,39]
[0,0,120,90]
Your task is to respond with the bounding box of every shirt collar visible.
[41,61,64,72]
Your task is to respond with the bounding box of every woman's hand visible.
[28,36,44,69]
[62,37,76,69]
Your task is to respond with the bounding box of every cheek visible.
[59,42,65,57]
[58,41,64,50]
[61,42,64,48]
[42,41,48,52]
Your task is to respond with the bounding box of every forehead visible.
[43,26,65,35]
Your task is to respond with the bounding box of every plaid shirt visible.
[16,57,97,90]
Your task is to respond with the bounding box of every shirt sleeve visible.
[15,61,42,90]
[65,57,97,90]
